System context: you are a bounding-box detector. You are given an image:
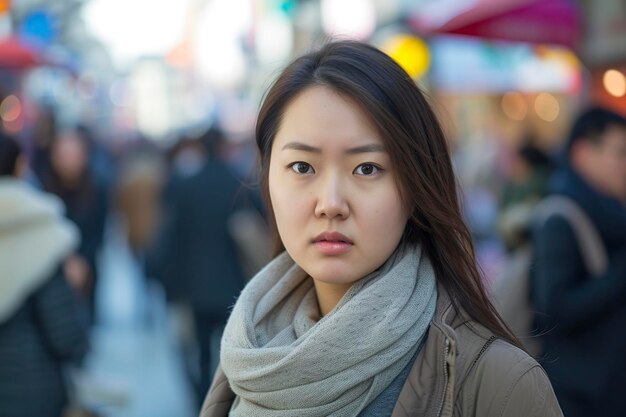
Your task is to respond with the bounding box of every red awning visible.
[0,36,49,69]
[409,0,581,49]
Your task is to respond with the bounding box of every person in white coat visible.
[0,132,88,417]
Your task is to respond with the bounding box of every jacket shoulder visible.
[457,339,563,417]
[200,366,235,417]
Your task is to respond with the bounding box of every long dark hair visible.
[255,40,522,349]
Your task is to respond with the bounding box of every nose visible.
[314,172,350,220]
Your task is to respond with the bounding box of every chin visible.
[305,263,362,286]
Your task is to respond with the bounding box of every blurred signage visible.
[19,10,57,46]
[431,36,580,93]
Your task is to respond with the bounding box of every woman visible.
[200,41,562,417]
[0,132,88,417]
[43,128,108,321]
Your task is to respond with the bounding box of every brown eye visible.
[354,163,380,176]
[290,162,314,174]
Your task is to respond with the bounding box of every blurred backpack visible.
[491,195,608,356]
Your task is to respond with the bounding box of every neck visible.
[312,279,352,316]
[58,174,84,190]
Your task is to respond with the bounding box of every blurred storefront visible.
[2,0,623,151]
[406,0,585,151]
[408,0,626,133]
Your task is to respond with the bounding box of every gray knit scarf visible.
[220,244,437,416]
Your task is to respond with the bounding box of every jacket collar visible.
[391,283,496,417]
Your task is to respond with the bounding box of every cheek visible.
[603,156,626,181]
[269,169,311,241]
[357,186,407,238]
[269,170,288,225]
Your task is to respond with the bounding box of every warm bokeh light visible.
[3,117,24,134]
[534,92,560,122]
[383,34,430,79]
[501,92,527,121]
[603,69,626,97]
[0,94,22,122]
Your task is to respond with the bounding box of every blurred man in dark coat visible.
[531,107,626,417]
[147,128,253,405]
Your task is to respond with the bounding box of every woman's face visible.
[51,132,88,182]
[269,85,409,288]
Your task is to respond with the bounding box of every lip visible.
[312,231,353,255]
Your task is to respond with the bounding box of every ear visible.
[570,139,595,173]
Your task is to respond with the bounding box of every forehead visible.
[53,135,87,158]
[274,85,383,149]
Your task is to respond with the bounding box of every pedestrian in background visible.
[42,128,109,323]
[115,141,166,260]
[498,141,554,251]
[147,128,250,407]
[0,132,88,417]
[200,40,562,417]
[530,107,626,417]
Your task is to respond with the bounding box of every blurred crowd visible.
[0,116,270,416]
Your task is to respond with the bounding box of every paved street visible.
[78,218,197,417]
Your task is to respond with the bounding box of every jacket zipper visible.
[433,335,496,417]
[435,337,450,417]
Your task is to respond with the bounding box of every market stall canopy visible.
[0,36,50,69]
[409,0,581,49]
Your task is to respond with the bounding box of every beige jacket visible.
[200,286,563,417]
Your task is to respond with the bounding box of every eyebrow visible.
[281,142,386,154]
